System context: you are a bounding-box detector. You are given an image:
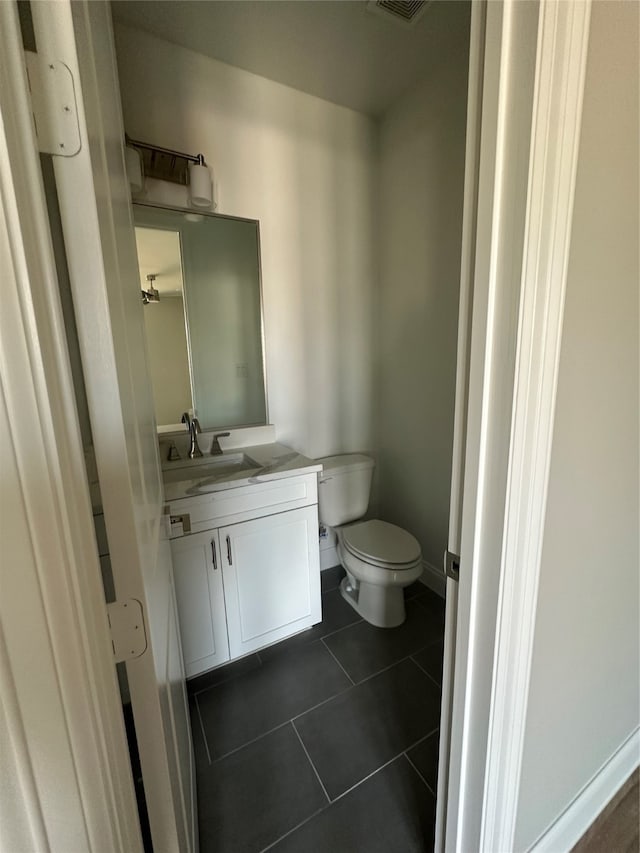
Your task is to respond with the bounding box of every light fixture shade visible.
[189,162,213,208]
[125,144,143,194]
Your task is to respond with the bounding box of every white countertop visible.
[162,443,322,502]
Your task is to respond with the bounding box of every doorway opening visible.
[110,0,473,847]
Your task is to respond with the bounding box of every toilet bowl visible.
[317,455,423,628]
[338,519,423,627]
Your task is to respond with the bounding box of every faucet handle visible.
[211,431,231,455]
[167,441,181,462]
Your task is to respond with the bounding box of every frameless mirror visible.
[133,203,267,432]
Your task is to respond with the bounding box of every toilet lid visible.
[342,520,421,567]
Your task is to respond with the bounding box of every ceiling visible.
[110,0,458,117]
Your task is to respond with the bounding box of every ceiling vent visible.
[366,0,431,27]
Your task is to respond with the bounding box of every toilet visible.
[318,454,423,628]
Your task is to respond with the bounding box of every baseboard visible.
[529,727,640,852]
[320,546,339,571]
[419,560,446,598]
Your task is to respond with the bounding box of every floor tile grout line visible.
[410,654,442,690]
[198,631,443,766]
[348,646,441,688]
[195,616,361,697]
[192,630,433,703]
[189,593,439,695]
[192,614,440,697]
[194,694,212,766]
[258,806,327,853]
[261,751,421,853]
[403,751,437,797]
[209,673,356,763]
[329,754,400,804]
[405,726,440,753]
[258,730,444,853]
[291,720,332,804]
[320,637,355,685]
[317,615,364,642]
[210,720,290,764]
[326,726,442,806]
[289,682,357,724]
[228,651,441,750]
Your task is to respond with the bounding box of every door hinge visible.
[445,550,460,583]
[106,599,147,663]
[24,51,81,156]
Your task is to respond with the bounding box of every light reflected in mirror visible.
[134,203,268,432]
[136,227,194,425]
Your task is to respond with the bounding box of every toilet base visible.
[339,576,406,628]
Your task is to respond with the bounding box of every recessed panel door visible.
[220,506,321,658]
[171,531,230,677]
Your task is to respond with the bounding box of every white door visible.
[26,2,196,851]
[172,530,231,677]
[221,506,322,658]
[434,2,486,848]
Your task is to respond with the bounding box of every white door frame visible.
[0,3,142,849]
[480,2,591,849]
[444,1,592,851]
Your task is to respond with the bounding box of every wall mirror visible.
[133,203,267,432]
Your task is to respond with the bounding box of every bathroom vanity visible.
[162,437,322,678]
[138,202,324,678]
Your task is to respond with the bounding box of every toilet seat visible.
[342,519,421,569]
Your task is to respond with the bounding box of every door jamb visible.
[0,3,142,849]
[444,1,592,851]
[480,3,592,848]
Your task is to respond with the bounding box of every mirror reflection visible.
[134,204,267,432]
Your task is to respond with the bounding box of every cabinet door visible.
[220,506,322,658]
[170,531,230,677]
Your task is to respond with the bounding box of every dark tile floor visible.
[188,565,445,853]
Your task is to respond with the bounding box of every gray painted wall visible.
[375,1,471,569]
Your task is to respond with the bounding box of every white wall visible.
[515,2,639,847]
[375,1,470,569]
[114,24,376,459]
[143,297,192,425]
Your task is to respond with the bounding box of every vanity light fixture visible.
[141,273,160,305]
[124,134,214,209]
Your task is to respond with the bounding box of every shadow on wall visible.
[114,20,377,461]
[374,2,471,569]
[113,0,469,499]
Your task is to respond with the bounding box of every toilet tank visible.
[317,454,375,527]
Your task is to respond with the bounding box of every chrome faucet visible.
[211,431,230,455]
[182,412,203,458]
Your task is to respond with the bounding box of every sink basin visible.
[162,453,260,485]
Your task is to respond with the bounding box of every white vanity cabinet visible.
[220,505,319,659]
[170,530,230,675]
[167,471,321,678]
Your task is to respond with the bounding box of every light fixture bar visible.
[125,134,206,166]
